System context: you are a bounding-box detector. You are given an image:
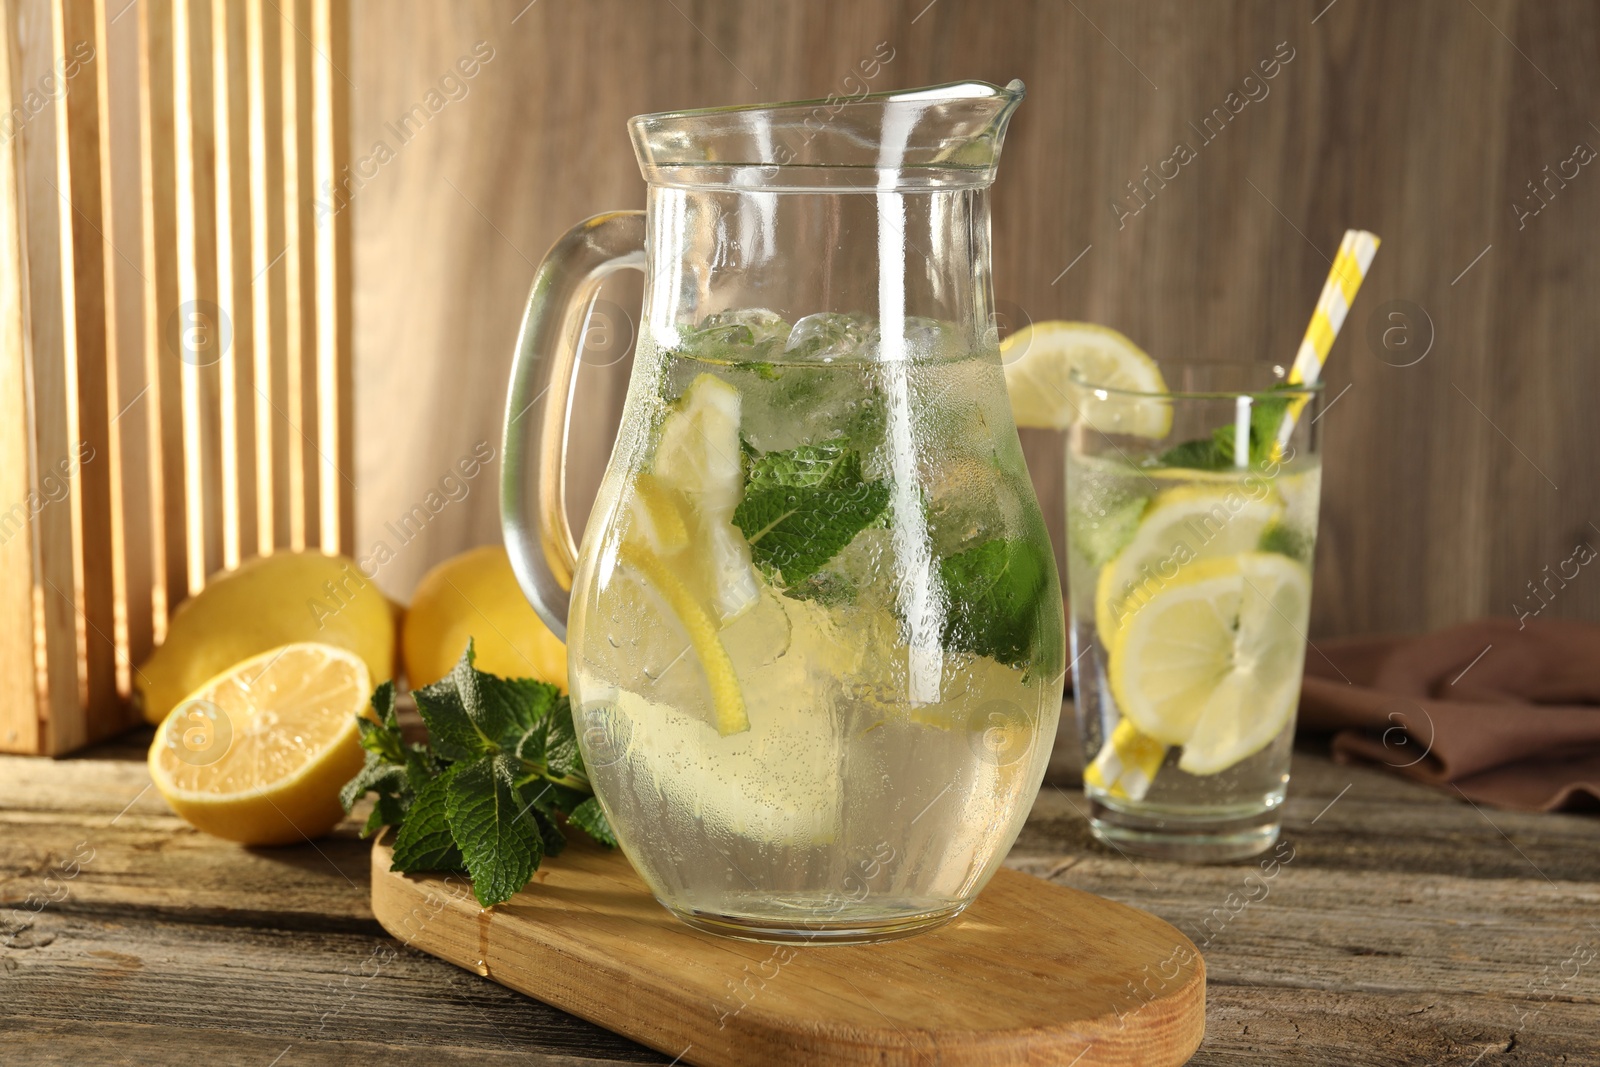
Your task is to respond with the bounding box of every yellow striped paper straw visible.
[1083,717,1168,801]
[1084,229,1380,803]
[1276,230,1381,450]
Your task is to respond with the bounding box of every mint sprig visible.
[939,538,1051,669]
[340,641,615,907]
[732,439,889,586]
[1157,390,1293,470]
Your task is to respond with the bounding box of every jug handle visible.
[501,210,646,641]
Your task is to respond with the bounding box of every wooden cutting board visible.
[370,838,1205,1066]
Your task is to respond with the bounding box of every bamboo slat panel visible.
[0,0,351,755]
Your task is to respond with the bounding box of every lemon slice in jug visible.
[621,373,755,735]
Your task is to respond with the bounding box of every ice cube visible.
[785,312,879,362]
[679,308,790,359]
[900,316,963,360]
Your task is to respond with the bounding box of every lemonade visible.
[1068,452,1319,823]
[1060,357,1324,861]
[566,311,1064,941]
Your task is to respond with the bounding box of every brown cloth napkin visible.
[1297,618,1600,812]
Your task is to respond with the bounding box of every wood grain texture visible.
[211,0,257,572]
[102,0,156,698]
[279,0,318,552]
[55,0,118,733]
[172,0,225,591]
[245,0,290,554]
[59,0,127,741]
[13,0,89,750]
[137,0,185,636]
[311,0,352,557]
[370,838,1206,1067]
[0,0,40,753]
[3,742,1598,1064]
[347,0,1600,638]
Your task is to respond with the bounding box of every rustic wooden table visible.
[3,731,1597,1065]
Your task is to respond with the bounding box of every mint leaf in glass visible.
[939,538,1051,668]
[1159,388,1295,470]
[1156,436,1229,470]
[1068,493,1149,568]
[1259,522,1313,564]
[733,439,890,587]
[675,309,790,362]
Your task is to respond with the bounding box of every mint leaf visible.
[1157,436,1229,470]
[1250,393,1293,453]
[413,662,496,762]
[392,769,464,873]
[733,440,889,586]
[529,807,566,857]
[1163,390,1295,470]
[342,745,415,840]
[567,797,617,848]
[519,781,568,857]
[364,793,409,838]
[1260,522,1313,563]
[358,682,405,762]
[473,666,559,744]
[939,538,1050,668]
[1068,493,1149,568]
[403,743,443,793]
[787,569,858,606]
[437,639,540,750]
[446,755,543,907]
[748,361,780,381]
[341,647,615,906]
[542,699,586,784]
[340,755,407,813]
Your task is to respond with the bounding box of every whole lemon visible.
[402,545,567,689]
[135,552,399,725]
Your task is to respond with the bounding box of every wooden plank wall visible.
[347,0,1599,637]
[0,0,350,754]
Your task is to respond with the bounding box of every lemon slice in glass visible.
[148,643,371,845]
[1094,484,1284,641]
[1107,552,1311,774]
[999,321,1171,437]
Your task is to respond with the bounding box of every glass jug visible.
[501,81,1064,944]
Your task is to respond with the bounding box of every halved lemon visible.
[1108,552,1311,774]
[148,643,371,845]
[1094,484,1283,641]
[999,321,1171,437]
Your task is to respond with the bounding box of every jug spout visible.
[629,79,1026,191]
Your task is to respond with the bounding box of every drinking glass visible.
[1066,361,1322,862]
